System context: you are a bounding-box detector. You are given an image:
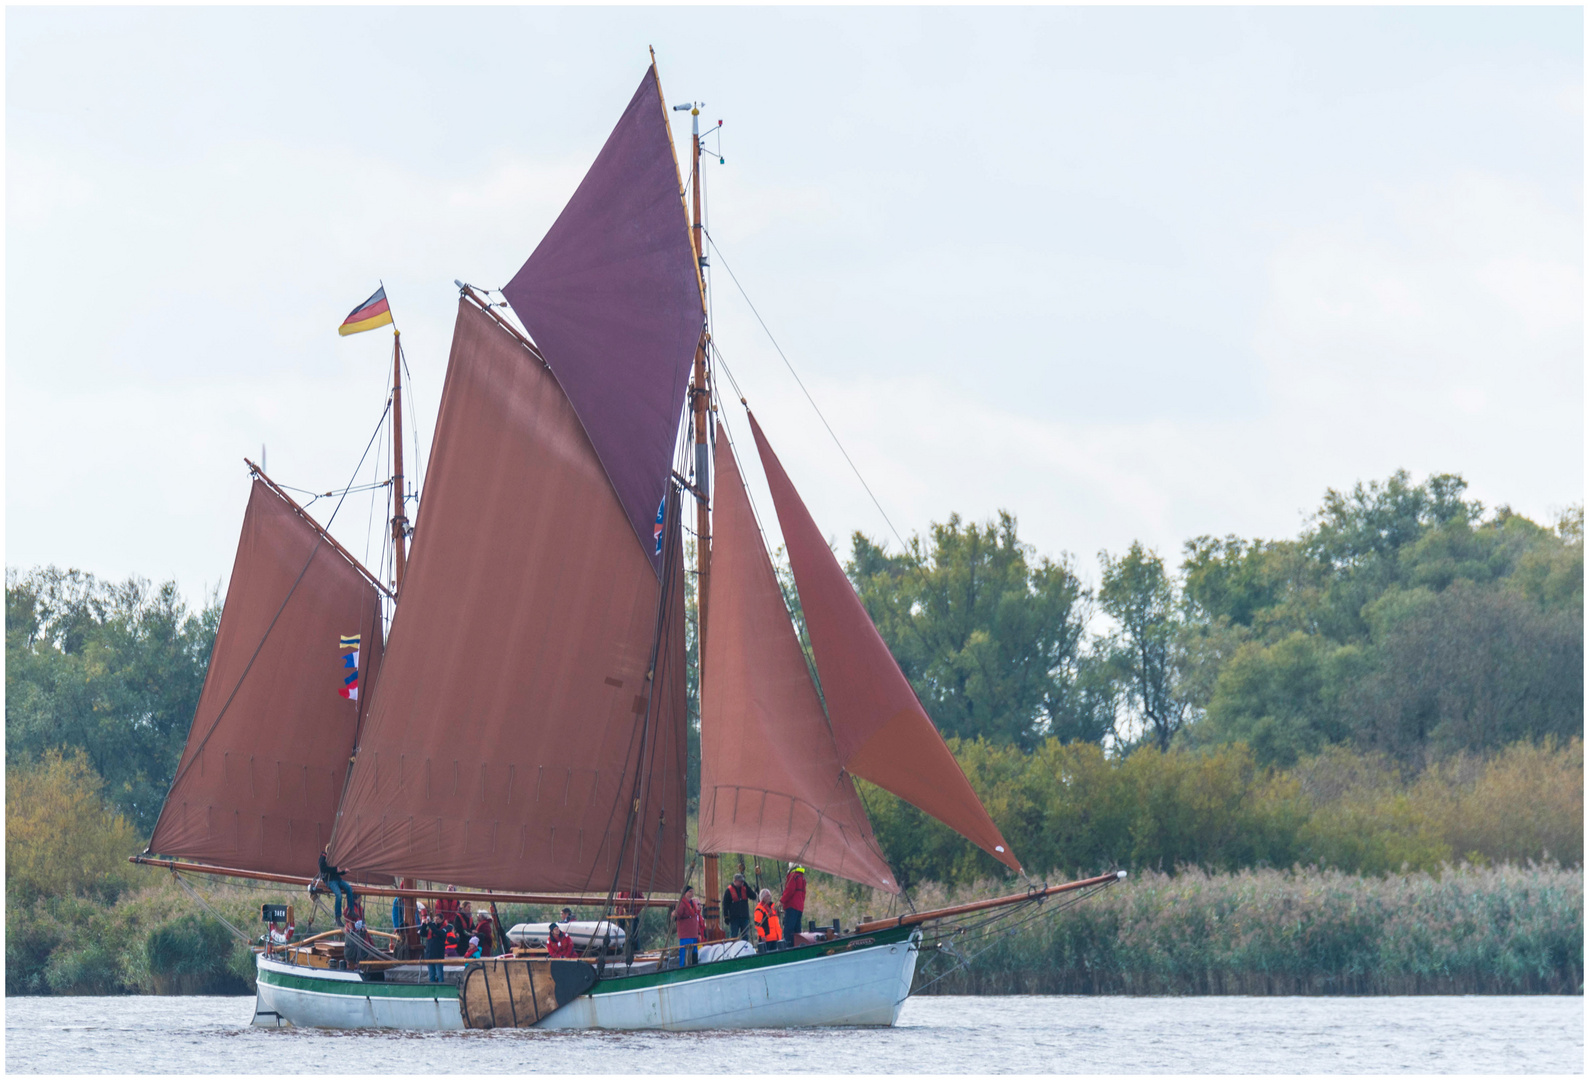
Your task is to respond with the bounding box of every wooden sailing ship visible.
[133,56,1124,1031]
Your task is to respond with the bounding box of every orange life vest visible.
[753,901,781,942]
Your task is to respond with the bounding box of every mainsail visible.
[326,299,688,893]
[749,413,1023,874]
[698,429,897,892]
[502,66,703,565]
[146,479,385,876]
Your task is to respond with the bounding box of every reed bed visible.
[879,865,1583,996]
[8,865,1580,996]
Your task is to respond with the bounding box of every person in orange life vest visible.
[722,872,754,939]
[545,923,577,959]
[444,922,460,957]
[753,889,782,952]
[673,885,704,966]
[780,866,807,945]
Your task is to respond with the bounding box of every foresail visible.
[699,430,898,893]
[748,414,1023,874]
[502,65,702,568]
[146,480,385,877]
[327,298,686,894]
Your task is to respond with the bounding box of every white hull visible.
[253,957,465,1030]
[543,930,920,1030]
[252,928,920,1031]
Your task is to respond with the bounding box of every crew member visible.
[722,873,753,939]
[753,889,781,951]
[419,912,447,983]
[546,923,578,959]
[673,885,703,967]
[317,846,356,925]
[780,866,807,945]
[344,915,371,970]
[267,916,295,954]
[474,912,496,957]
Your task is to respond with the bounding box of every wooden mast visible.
[388,325,419,932]
[686,101,722,936]
[390,328,409,595]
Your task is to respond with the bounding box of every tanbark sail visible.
[748,413,1022,874]
[327,298,687,892]
[502,66,703,565]
[146,480,385,876]
[698,429,897,892]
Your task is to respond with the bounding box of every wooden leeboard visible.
[460,959,598,1029]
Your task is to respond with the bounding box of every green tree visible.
[1177,473,1582,765]
[1098,542,1187,751]
[6,567,219,832]
[1352,581,1583,765]
[849,513,1094,749]
[1199,633,1365,767]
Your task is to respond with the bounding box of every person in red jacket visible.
[780,866,806,945]
[545,923,577,959]
[673,885,704,966]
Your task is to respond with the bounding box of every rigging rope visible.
[901,880,1116,999]
[171,872,255,946]
[703,229,909,553]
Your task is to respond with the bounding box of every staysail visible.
[749,413,1023,874]
[146,479,385,876]
[502,65,703,565]
[698,429,898,892]
[327,298,687,893]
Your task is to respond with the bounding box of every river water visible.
[4,994,1581,1073]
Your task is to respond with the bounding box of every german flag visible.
[339,287,393,336]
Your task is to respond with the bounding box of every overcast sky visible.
[7,7,1583,607]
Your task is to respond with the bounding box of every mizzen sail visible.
[502,66,703,566]
[146,479,385,876]
[327,298,687,893]
[748,413,1022,874]
[698,430,897,892]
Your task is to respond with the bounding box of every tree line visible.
[5,468,1582,881]
[848,470,1582,768]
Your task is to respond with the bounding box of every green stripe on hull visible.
[257,966,458,999]
[257,924,914,1003]
[589,924,917,995]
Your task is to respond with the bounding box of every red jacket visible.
[546,930,577,959]
[780,872,806,912]
[673,896,704,940]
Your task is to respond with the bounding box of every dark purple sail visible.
[503,65,703,567]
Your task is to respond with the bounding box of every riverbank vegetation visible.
[796,865,1584,996]
[6,469,1581,995]
[9,863,1578,998]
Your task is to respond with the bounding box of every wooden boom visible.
[128,855,675,908]
[852,871,1126,934]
